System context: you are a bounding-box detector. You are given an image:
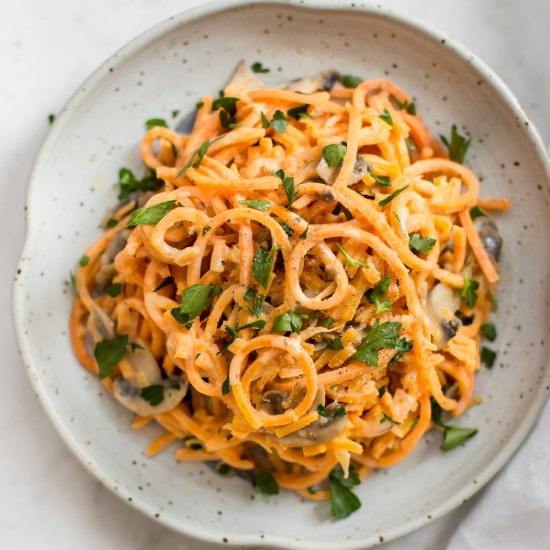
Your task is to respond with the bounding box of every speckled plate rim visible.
[13,0,550,548]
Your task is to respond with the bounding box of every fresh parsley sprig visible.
[170,284,221,328]
[440,124,471,164]
[328,464,361,519]
[273,311,307,334]
[409,233,437,254]
[460,274,479,308]
[323,143,347,167]
[274,169,297,207]
[366,275,392,314]
[252,245,281,288]
[335,243,369,269]
[94,334,129,379]
[431,397,478,451]
[126,200,176,227]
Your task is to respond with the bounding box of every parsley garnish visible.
[252,245,281,288]
[105,282,122,297]
[460,274,479,308]
[352,319,412,366]
[153,276,174,292]
[238,199,272,211]
[241,287,262,317]
[171,110,180,119]
[379,109,393,126]
[332,203,354,220]
[224,320,266,350]
[145,118,168,130]
[488,289,498,311]
[322,316,337,328]
[221,376,231,395]
[274,169,297,207]
[196,100,204,109]
[367,167,392,187]
[366,275,392,314]
[335,243,369,269]
[480,322,497,341]
[322,143,347,167]
[175,136,224,179]
[271,110,288,133]
[140,384,164,406]
[431,396,478,450]
[48,113,55,124]
[170,284,220,328]
[279,222,293,236]
[287,104,312,120]
[328,464,361,519]
[217,463,231,475]
[261,111,270,129]
[324,335,344,350]
[126,200,176,227]
[378,185,409,206]
[378,386,386,398]
[212,96,239,129]
[273,311,307,334]
[341,74,363,88]
[441,426,478,451]
[255,470,279,495]
[117,167,163,201]
[469,205,486,220]
[395,99,416,115]
[481,346,497,368]
[69,272,79,299]
[251,61,270,73]
[106,218,118,228]
[79,255,89,267]
[299,225,309,239]
[409,233,437,254]
[94,334,128,378]
[440,124,471,164]
[380,411,401,425]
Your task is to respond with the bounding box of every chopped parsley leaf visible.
[322,143,347,167]
[440,124,471,164]
[460,274,479,308]
[94,334,128,379]
[409,233,437,254]
[335,243,369,269]
[366,275,392,314]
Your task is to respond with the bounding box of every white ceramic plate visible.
[14,1,550,548]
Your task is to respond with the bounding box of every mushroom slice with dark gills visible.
[260,386,348,446]
[284,70,341,94]
[316,153,369,185]
[475,217,502,262]
[94,229,131,290]
[88,305,188,415]
[426,283,462,349]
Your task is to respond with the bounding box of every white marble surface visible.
[2,1,549,549]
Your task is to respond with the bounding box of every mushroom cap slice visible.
[427,283,462,349]
[113,373,189,416]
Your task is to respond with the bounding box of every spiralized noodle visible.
[70,69,510,512]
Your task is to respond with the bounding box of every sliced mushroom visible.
[427,283,462,349]
[316,154,368,186]
[90,303,116,340]
[277,402,348,447]
[284,70,340,94]
[475,218,502,262]
[95,229,130,289]
[259,390,287,415]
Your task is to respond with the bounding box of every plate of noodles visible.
[14,0,550,548]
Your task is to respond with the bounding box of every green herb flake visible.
[252,245,281,288]
[409,233,437,254]
[145,118,168,130]
[480,322,497,342]
[217,463,231,475]
[222,376,231,396]
[105,283,122,297]
[395,99,416,115]
[107,218,118,228]
[79,255,89,267]
[481,346,497,368]
[243,287,255,302]
[224,320,266,350]
[440,124,471,164]
[317,404,329,417]
[405,139,416,152]
[196,100,204,109]
[322,316,337,328]
[380,411,402,425]
[48,113,55,124]
[271,110,288,134]
[140,384,164,406]
[460,274,480,309]
[69,272,80,299]
[352,319,412,366]
[279,222,294,236]
[153,276,174,292]
[378,185,409,207]
[212,96,239,129]
[256,470,279,495]
[126,200,176,227]
[117,167,164,201]
[441,426,478,451]
[324,335,344,350]
[251,62,270,73]
[341,74,363,89]
[287,104,312,120]
[469,205,486,220]
[273,311,307,334]
[322,143,347,167]
[335,243,369,269]
[261,111,271,129]
[94,334,128,379]
[367,167,392,187]
[488,289,498,311]
[328,464,361,520]
[366,274,392,314]
[171,284,219,328]
[299,225,309,239]
[378,385,386,398]
[171,110,180,119]
[189,443,203,450]
[379,109,394,126]
[238,199,272,211]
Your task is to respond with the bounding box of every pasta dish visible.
[70,64,509,518]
